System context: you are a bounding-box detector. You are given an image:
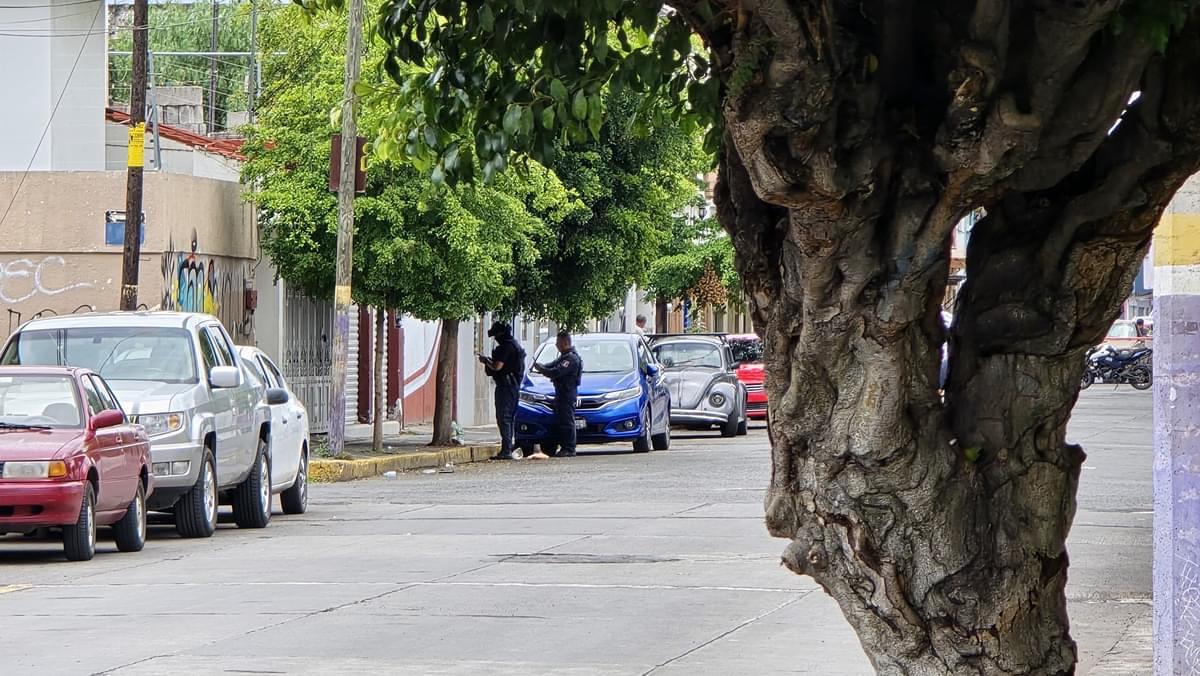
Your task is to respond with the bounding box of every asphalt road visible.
[0,389,1151,675]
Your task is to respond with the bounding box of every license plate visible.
[575,418,587,430]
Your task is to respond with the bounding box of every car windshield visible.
[534,339,635,374]
[653,342,724,369]
[1108,322,1138,339]
[728,338,763,364]
[2,327,198,384]
[0,375,82,428]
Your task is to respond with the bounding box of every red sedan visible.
[0,367,151,561]
[728,335,768,420]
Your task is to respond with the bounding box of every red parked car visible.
[728,334,767,420]
[0,367,152,561]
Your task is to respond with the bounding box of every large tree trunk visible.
[372,308,386,452]
[705,6,1200,672]
[430,319,458,446]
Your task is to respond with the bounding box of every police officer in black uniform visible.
[532,331,583,458]
[480,321,524,460]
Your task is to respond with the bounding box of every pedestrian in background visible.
[532,330,583,458]
[480,321,525,460]
[632,314,648,337]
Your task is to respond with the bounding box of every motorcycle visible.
[1081,345,1152,390]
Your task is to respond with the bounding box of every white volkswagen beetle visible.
[237,346,309,515]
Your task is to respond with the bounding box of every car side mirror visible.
[210,365,242,389]
[90,409,125,430]
[266,387,290,405]
[644,364,661,377]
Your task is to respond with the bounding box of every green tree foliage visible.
[643,214,737,306]
[502,91,707,329]
[317,0,703,186]
[251,2,705,331]
[108,3,253,130]
[241,3,538,322]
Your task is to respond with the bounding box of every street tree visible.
[644,214,739,327]
[299,0,1200,672]
[502,91,707,329]
[242,5,542,446]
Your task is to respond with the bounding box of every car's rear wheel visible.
[280,448,308,515]
[233,438,272,529]
[633,409,652,452]
[176,450,217,539]
[113,480,147,553]
[652,408,671,450]
[63,483,96,562]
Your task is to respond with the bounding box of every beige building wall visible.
[0,171,256,339]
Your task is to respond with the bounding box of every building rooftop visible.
[105,107,245,162]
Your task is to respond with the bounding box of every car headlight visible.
[602,387,641,402]
[137,412,186,437]
[709,393,727,408]
[153,461,191,477]
[519,392,553,405]
[3,461,68,479]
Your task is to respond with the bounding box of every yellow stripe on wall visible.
[1154,213,1200,267]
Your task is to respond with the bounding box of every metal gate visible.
[282,287,334,434]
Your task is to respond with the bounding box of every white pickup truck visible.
[1,312,275,538]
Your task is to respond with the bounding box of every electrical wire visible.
[0,0,103,230]
[0,0,98,8]
[110,77,251,104]
[0,8,97,25]
[0,14,227,36]
[109,51,255,71]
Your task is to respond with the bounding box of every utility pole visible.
[247,0,257,124]
[120,0,148,311]
[207,0,219,133]
[328,0,365,453]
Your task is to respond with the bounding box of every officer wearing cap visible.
[480,321,524,460]
[532,330,583,457]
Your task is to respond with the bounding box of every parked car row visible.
[0,312,310,561]
[514,332,766,456]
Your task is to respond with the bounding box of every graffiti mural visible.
[161,229,251,336]
[0,256,94,304]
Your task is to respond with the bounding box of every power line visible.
[0,0,103,230]
[0,0,98,7]
[0,14,223,36]
[0,8,97,25]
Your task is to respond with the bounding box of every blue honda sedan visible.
[515,333,672,454]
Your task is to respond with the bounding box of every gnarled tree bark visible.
[701,2,1200,673]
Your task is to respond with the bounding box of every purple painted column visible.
[1154,180,1200,675]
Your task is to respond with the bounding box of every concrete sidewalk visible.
[310,421,502,482]
[342,420,500,447]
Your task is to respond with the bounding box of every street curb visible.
[309,444,501,483]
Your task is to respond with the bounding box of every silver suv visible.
[1,312,274,538]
